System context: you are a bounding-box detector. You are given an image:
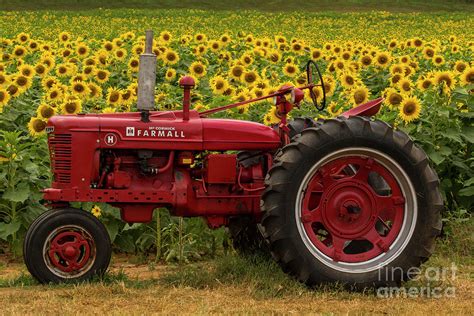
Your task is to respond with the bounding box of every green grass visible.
[1,0,473,12]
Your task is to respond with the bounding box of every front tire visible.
[261,116,442,288]
[24,208,112,284]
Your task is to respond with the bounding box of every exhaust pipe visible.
[137,30,156,122]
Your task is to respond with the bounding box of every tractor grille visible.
[48,133,72,184]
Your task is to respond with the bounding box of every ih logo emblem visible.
[104,133,117,146]
[126,127,135,136]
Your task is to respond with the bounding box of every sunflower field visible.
[0,8,473,257]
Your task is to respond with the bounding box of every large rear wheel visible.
[261,116,442,287]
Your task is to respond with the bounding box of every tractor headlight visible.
[272,96,278,106]
[290,88,304,104]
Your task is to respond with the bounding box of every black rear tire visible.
[24,208,112,284]
[261,116,443,288]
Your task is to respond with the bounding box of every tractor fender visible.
[340,97,383,118]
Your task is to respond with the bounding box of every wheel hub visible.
[322,179,377,238]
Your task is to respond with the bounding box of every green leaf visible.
[2,183,30,203]
[103,220,120,243]
[464,177,474,187]
[444,128,464,144]
[458,186,474,197]
[0,220,21,241]
[461,126,474,143]
[427,150,445,165]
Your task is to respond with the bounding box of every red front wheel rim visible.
[43,225,96,278]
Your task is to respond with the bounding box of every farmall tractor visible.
[24,31,442,288]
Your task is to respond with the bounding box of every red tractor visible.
[23,32,442,288]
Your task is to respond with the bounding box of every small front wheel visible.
[24,208,111,284]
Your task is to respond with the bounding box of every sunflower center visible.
[354,91,366,104]
[193,65,204,74]
[403,102,416,115]
[110,93,119,102]
[232,68,243,77]
[466,73,474,83]
[389,94,402,105]
[98,71,107,80]
[33,119,46,132]
[216,81,224,89]
[41,107,54,118]
[0,91,5,102]
[362,56,372,65]
[17,77,27,86]
[244,72,256,83]
[74,84,84,93]
[65,102,77,113]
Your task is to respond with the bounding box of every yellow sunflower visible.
[454,61,467,73]
[58,32,71,43]
[398,78,413,94]
[34,63,47,77]
[283,63,298,77]
[106,87,122,106]
[128,57,139,72]
[13,75,32,91]
[189,61,207,78]
[91,205,102,218]
[416,77,434,91]
[340,72,358,89]
[16,32,30,43]
[434,71,456,90]
[28,117,47,137]
[432,55,445,66]
[375,52,391,67]
[243,70,259,85]
[263,107,280,126]
[229,65,245,80]
[163,50,179,65]
[71,81,90,98]
[60,97,82,115]
[88,83,102,99]
[0,88,11,109]
[240,53,254,66]
[360,55,373,67]
[399,97,421,123]
[165,68,176,81]
[209,40,221,52]
[46,86,63,103]
[210,75,229,95]
[19,64,35,78]
[350,86,370,107]
[95,69,110,84]
[160,31,172,43]
[37,104,56,119]
[384,88,403,109]
[460,67,474,86]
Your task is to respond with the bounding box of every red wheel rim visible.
[44,225,96,277]
[300,155,406,263]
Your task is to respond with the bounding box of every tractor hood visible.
[46,110,281,151]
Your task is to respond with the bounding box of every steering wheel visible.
[306,60,326,111]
